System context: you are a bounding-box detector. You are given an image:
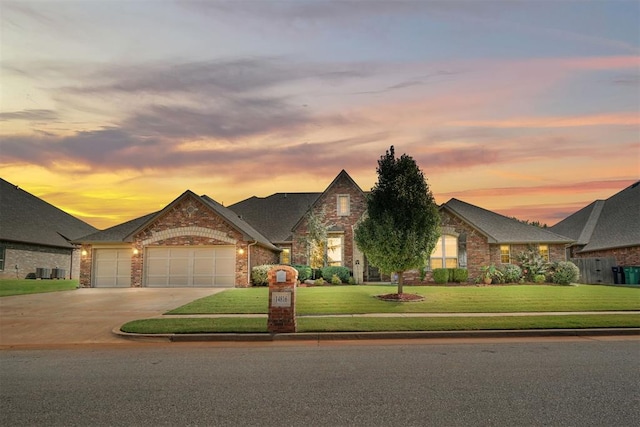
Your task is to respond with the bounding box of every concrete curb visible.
[113,327,640,343]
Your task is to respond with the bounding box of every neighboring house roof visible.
[442,198,573,244]
[228,193,320,243]
[550,181,640,252]
[0,177,97,249]
[74,190,278,251]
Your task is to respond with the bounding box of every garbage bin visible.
[628,266,640,285]
[612,267,624,284]
[623,266,638,285]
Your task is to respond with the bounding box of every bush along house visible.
[72,170,580,288]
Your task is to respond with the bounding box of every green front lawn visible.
[121,314,640,334]
[167,285,640,315]
[0,279,78,297]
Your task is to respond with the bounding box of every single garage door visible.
[93,248,132,287]
[145,246,236,287]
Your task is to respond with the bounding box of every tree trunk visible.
[397,271,404,295]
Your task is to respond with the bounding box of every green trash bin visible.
[622,267,639,285]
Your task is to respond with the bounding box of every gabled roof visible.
[442,198,573,244]
[291,170,366,232]
[74,212,158,244]
[550,181,640,252]
[228,193,320,243]
[75,191,278,251]
[0,178,97,249]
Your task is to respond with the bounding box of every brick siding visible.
[570,245,640,266]
[80,195,279,288]
[292,173,366,271]
[0,241,76,280]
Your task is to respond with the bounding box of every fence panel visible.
[570,257,616,284]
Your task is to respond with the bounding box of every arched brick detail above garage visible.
[141,227,236,246]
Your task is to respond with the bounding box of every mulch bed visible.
[376,293,425,302]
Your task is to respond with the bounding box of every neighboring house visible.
[0,178,97,280]
[74,190,279,288]
[409,198,574,283]
[550,181,640,266]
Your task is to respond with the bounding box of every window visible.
[500,245,511,264]
[327,236,343,266]
[430,235,458,269]
[539,244,549,261]
[337,195,350,216]
[0,245,5,270]
[280,248,291,265]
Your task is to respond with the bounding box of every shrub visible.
[314,278,325,286]
[292,264,312,282]
[517,247,550,281]
[453,268,469,283]
[321,266,350,283]
[348,276,356,285]
[499,264,523,284]
[550,261,580,285]
[479,264,503,284]
[331,274,342,285]
[433,268,449,284]
[312,268,323,280]
[534,274,546,283]
[251,264,275,286]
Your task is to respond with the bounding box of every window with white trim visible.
[280,248,291,265]
[337,195,350,216]
[327,235,343,266]
[430,235,458,269]
[539,244,549,262]
[500,245,511,264]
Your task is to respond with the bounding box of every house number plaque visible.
[271,291,291,307]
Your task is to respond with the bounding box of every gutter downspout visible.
[247,240,258,286]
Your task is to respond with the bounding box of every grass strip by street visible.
[167,285,640,315]
[0,279,78,297]
[120,314,640,334]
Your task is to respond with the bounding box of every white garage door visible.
[94,248,131,287]
[145,246,236,287]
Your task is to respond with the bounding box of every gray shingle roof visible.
[0,178,98,248]
[228,193,320,243]
[443,198,573,244]
[551,181,640,252]
[73,191,279,251]
[74,212,157,243]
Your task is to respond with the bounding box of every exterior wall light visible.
[81,249,88,257]
[133,248,139,255]
[238,248,245,255]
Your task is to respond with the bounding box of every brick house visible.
[407,198,574,284]
[0,178,97,280]
[550,181,640,267]
[75,191,279,288]
[73,170,581,288]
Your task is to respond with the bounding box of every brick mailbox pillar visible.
[267,265,298,333]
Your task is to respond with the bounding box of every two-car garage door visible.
[93,246,236,287]
[145,247,236,287]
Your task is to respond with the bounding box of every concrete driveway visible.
[0,288,221,348]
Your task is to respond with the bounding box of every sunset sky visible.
[1,0,638,230]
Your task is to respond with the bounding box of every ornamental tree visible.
[355,146,440,294]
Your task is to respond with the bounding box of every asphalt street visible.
[2,337,639,426]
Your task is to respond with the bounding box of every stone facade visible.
[0,241,77,280]
[291,172,367,272]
